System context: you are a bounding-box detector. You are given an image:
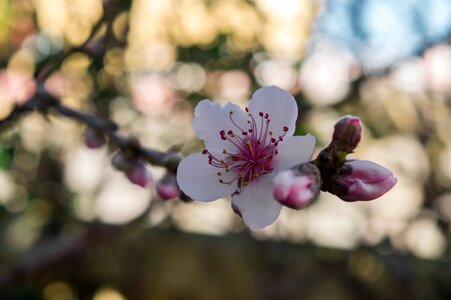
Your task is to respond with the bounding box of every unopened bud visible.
[156,174,180,200]
[112,152,152,187]
[331,159,397,202]
[84,128,105,149]
[273,164,320,210]
[125,160,152,188]
[332,115,362,153]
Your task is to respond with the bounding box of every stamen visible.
[207,108,284,191]
[246,140,255,158]
[229,110,246,132]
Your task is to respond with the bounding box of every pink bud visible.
[334,159,397,201]
[273,169,318,210]
[157,183,180,200]
[332,115,362,151]
[156,174,180,200]
[125,160,152,188]
[84,128,105,149]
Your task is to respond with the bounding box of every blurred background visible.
[0,0,450,299]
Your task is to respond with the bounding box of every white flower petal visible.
[232,175,282,230]
[177,153,237,202]
[192,100,248,152]
[248,86,298,138]
[273,134,316,171]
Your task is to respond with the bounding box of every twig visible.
[34,6,107,82]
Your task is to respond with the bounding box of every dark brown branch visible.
[34,7,107,81]
[1,88,183,173]
[53,100,182,172]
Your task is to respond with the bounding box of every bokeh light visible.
[0,0,450,298]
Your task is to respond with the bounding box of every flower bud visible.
[84,128,105,149]
[273,164,320,210]
[331,159,397,202]
[112,152,152,187]
[156,174,180,200]
[125,160,152,188]
[332,115,362,152]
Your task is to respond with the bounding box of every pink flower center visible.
[203,108,289,193]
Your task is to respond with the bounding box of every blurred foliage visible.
[0,0,450,299]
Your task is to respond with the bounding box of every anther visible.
[202,149,208,154]
[283,126,289,132]
[259,112,263,117]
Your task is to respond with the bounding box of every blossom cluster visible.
[176,86,397,229]
[84,86,396,230]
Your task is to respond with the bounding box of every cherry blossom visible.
[177,86,315,229]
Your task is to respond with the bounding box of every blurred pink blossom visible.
[0,70,36,104]
[131,74,176,116]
